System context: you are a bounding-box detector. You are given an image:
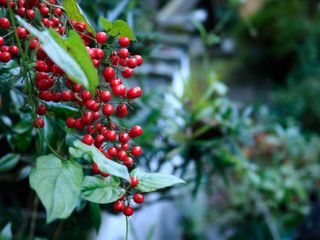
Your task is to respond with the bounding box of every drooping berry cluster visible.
[0,0,145,216]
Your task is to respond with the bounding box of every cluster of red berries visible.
[0,0,145,216]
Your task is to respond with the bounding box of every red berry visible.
[75,119,84,129]
[62,90,72,101]
[119,58,127,66]
[92,112,100,120]
[85,99,96,109]
[123,157,135,168]
[130,176,139,187]
[121,68,133,78]
[95,134,105,143]
[17,27,27,38]
[100,172,110,177]
[116,103,128,118]
[82,134,94,145]
[66,117,75,128]
[27,9,35,19]
[9,45,19,56]
[0,18,10,29]
[36,104,47,115]
[103,67,115,81]
[33,117,44,128]
[113,200,124,211]
[102,104,114,116]
[107,147,117,157]
[81,90,92,100]
[75,22,87,32]
[133,193,144,204]
[118,37,130,47]
[131,146,143,157]
[121,143,129,151]
[1,46,9,52]
[0,37,4,46]
[94,48,104,59]
[73,84,82,92]
[127,58,137,68]
[0,52,11,63]
[112,84,126,96]
[96,32,108,44]
[40,6,50,16]
[123,206,134,216]
[104,129,117,141]
[134,55,143,66]
[110,78,122,87]
[39,91,52,101]
[119,133,129,143]
[81,111,93,125]
[118,48,129,59]
[29,38,39,50]
[127,87,142,99]
[92,162,100,174]
[129,125,143,138]
[100,90,111,102]
[117,150,127,161]
[54,8,63,16]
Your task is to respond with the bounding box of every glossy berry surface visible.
[133,193,144,204]
[123,206,134,216]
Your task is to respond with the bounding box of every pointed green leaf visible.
[109,20,136,41]
[130,168,185,192]
[29,155,83,223]
[0,153,20,172]
[81,176,125,204]
[0,223,12,240]
[71,140,130,181]
[63,0,95,34]
[100,17,113,32]
[16,16,99,95]
[89,203,102,232]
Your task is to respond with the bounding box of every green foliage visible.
[0,153,19,172]
[100,17,137,41]
[29,155,83,223]
[63,0,95,34]
[130,168,185,192]
[81,176,125,203]
[17,16,99,95]
[0,223,12,240]
[89,203,102,232]
[70,140,130,181]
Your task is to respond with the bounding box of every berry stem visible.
[125,216,129,240]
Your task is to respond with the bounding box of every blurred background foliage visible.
[1,0,320,239]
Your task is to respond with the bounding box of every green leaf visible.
[29,155,83,223]
[100,17,113,32]
[0,153,20,172]
[109,20,137,41]
[16,16,99,95]
[89,202,102,232]
[12,120,32,134]
[0,223,12,240]
[0,115,12,128]
[70,140,130,181]
[81,176,125,204]
[46,102,78,119]
[18,166,32,180]
[130,168,185,192]
[63,0,95,34]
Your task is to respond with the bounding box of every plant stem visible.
[125,216,129,240]
[29,195,39,240]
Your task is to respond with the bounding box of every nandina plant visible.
[0,0,184,238]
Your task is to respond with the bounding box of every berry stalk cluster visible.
[0,0,145,216]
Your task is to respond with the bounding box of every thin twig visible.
[29,196,39,240]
